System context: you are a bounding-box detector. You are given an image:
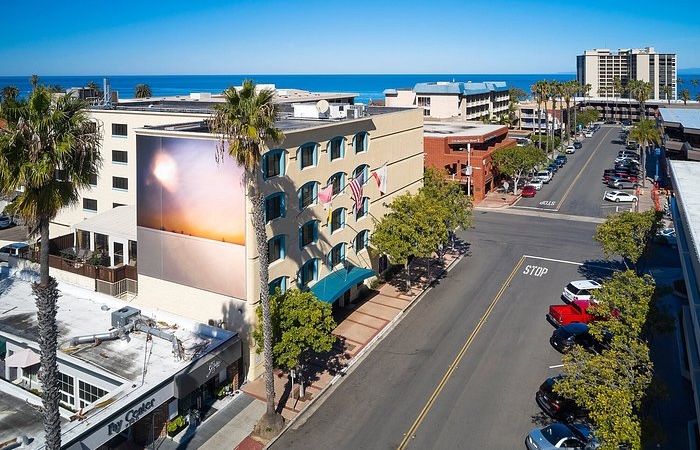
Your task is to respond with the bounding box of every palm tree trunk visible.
[34,218,61,449]
[251,192,284,433]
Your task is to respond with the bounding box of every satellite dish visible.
[316,99,330,114]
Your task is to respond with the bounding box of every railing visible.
[48,255,138,296]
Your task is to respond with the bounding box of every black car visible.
[536,376,586,422]
[573,141,582,149]
[548,163,559,173]
[549,323,610,353]
[554,155,567,166]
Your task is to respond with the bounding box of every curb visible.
[263,251,465,449]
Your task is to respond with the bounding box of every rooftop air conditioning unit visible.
[111,306,141,328]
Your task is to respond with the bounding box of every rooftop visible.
[0,266,238,446]
[659,108,700,130]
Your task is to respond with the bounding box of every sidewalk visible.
[156,246,466,450]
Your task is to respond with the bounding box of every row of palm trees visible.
[530,79,585,159]
[0,78,285,448]
[1,76,153,103]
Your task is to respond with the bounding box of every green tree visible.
[134,83,152,99]
[371,191,448,292]
[0,86,102,450]
[252,289,336,371]
[86,81,100,91]
[491,145,547,194]
[29,74,39,90]
[679,88,690,105]
[612,76,623,122]
[661,84,672,104]
[1,85,19,102]
[627,118,661,187]
[421,168,472,248]
[210,80,285,435]
[576,108,600,129]
[593,210,660,270]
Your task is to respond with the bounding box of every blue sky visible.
[2,0,699,75]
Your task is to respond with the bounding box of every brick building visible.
[423,121,517,203]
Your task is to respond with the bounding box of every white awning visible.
[74,205,136,241]
[5,348,40,368]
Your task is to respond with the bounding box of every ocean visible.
[1,74,699,105]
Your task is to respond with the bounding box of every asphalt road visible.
[514,124,641,218]
[272,210,616,449]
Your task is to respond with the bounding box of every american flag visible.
[349,171,365,213]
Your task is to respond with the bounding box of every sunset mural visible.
[137,135,247,299]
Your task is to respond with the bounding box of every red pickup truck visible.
[547,300,601,328]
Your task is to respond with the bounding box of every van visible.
[537,170,552,183]
[0,242,29,263]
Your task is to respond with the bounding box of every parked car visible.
[565,145,576,154]
[656,228,677,246]
[0,215,14,229]
[536,376,586,422]
[537,170,553,183]
[0,242,30,263]
[547,299,603,328]
[550,323,611,354]
[556,155,568,165]
[607,176,638,189]
[548,163,559,174]
[573,141,582,149]
[521,185,537,198]
[611,171,639,182]
[528,179,544,190]
[617,150,640,159]
[584,130,593,138]
[604,190,638,203]
[562,280,601,303]
[615,156,640,165]
[525,422,597,450]
[625,140,637,150]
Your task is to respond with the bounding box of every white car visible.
[604,190,638,203]
[584,131,593,138]
[565,145,576,154]
[528,179,543,190]
[562,279,602,303]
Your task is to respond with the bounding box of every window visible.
[353,164,369,181]
[269,277,287,295]
[111,123,127,137]
[112,150,128,164]
[299,259,318,288]
[298,181,318,210]
[299,220,318,249]
[328,172,345,196]
[263,149,285,179]
[329,137,345,161]
[354,230,369,253]
[89,174,98,186]
[59,372,74,406]
[328,243,345,268]
[113,203,126,208]
[112,176,128,190]
[330,208,345,233]
[78,380,107,408]
[299,143,317,169]
[265,193,285,222]
[83,198,97,211]
[417,96,431,107]
[55,169,67,181]
[268,235,286,263]
[355,197,369,219]
[354,132,369,153]
[94,233,108,252]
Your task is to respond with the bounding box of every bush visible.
[167,415,187,435]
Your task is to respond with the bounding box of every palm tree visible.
[0,86,102,450]
[696,92,700,103]
[680,89,690,105]
[612,76,622,122]
[134,84,152,99]
[628,118,660,189]
[210,80,285,436]
[1,85,19,102]
[562,80,577,139]
[661,85,672,104]
[29,74,39,90]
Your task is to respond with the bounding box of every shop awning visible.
[310,266,376,304]
[174,335,241,399]
[5,348,40,368]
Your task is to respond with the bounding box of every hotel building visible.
[576,47,677,102]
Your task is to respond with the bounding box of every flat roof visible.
[423,121,507,137]
[660,108,700,130]
[0,268,238,446]
[669,161,700,263]
[74,205,136,241]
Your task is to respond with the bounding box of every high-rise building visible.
[576,47,677,101]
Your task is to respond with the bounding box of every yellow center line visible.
[397,255,527,450]
[556,127,615,211]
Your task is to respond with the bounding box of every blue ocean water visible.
[2,74,699,105]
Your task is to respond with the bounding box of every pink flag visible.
[349,171,365,213]
[372,164,387,195]
[318,184,333,209]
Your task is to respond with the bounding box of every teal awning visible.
[310,266,376,304]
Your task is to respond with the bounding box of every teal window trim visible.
[299,258,318,288]
[299,220,318,250]
[268,234,286,263]
[265,192,286,222]
[330,208,345,234]
[355,197,369,220]
[328,243,346,268]
[329,137,345,162]
[354,132,368,153]
[298,181,318,210]
[299,142,318,170]
[353,164,369,181]
[328,172,345,196]
[263,149,286,179]
[269,276,287,295]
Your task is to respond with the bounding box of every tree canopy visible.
[252,289,337,370]
[421,168,472,236]
[593,210,660,269]
[491,145,547,194]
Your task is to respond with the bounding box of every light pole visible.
[466,143,472,197]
